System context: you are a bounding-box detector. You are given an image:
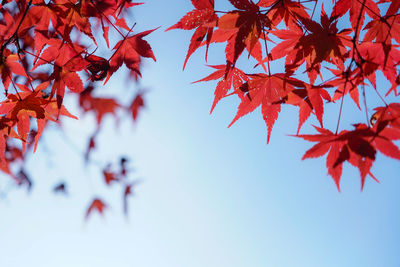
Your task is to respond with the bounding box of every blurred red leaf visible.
[85,198,107,220]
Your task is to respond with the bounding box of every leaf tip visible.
[335,181,341,192]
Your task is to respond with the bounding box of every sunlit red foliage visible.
[0,0,399,221]
[0,0,153,219]
[170,0,400,190]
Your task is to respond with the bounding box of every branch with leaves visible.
[0,0,153,219]
[169,0,400,190]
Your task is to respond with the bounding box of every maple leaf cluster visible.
[170,0,400,190]
[0,0,154,218]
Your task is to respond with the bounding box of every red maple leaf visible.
[355,42,400,96]
[363,14,400,45]
[331,0,380,35]
[57,0,96,44]
[104,171,118,185]
[167,0,215,31]
[271,8,352,83]
[371,103,400,131]
[296,122,400,190]
[258,0,310,28]
[216,3,267,67]
[85,198,107,220]
[0,52,28,92]
[166,0,217,69]
[0,82,76,152]
[31,38,87,108]
[0,6,34,40]
[130,92,145,122]
[285,84,332,134]
[51,66,85,108]
[370,103,400,160]
[193,65,248,113]
[79,86,121,125]
[27,1,62,32]
[32,36,87,71]
[229,73,304,143]
[107,28,156,82]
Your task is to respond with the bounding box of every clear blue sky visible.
[0,1,399,267]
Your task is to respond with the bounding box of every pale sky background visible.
[0,1,399,267]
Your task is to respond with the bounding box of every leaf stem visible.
[261,28,271,75]
[362,84,370,127]
[9,74,23,101]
